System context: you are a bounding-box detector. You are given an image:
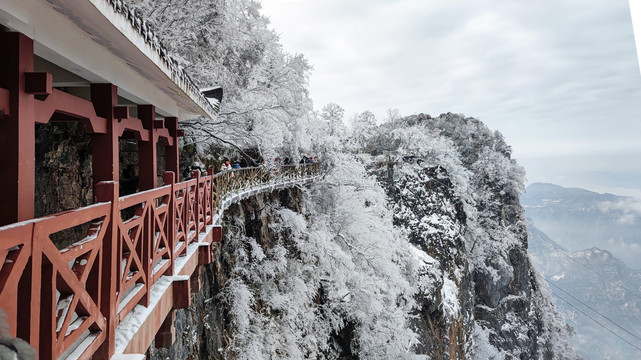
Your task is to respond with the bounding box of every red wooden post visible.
[94,181,119,359]
[0,32,35,226]
[94,181,119,360]
[206,168,214,226]
[138,104,156,309]
[140,200,151,308]
[165,117,179,176]
[23,226,42,354]
[192,170,201,235]
[90,84,120,190]
[163,172,176,275]
[183,180,191,243]
[138,104,157,190]
[91,82,119,360]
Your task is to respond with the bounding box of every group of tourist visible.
[219,157,260,171]
[298,155,318,164]
[273,155,318,166]
[182,154,319,180]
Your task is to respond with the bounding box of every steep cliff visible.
[364,113,576,359]
[143,113,576,359]
[146,188,306,360]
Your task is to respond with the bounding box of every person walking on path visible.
[220,159,232,171]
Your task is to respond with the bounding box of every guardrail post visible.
[141,198,152,308]
[164,172,176,275]
[90,82,119,359]
[21,224,40,356]
[207,168,214,225]
[192,170,201,235]
[95,181,118,359]
[183,179,190,243]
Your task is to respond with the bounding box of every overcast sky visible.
[260,0,641,199]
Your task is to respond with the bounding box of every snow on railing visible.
[0,162,320,359]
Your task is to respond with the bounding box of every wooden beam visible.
[24,72,52,96]
[113,105,129,119]
[212,226,222,243]
[198,243,212,265]
[172,276,191,309]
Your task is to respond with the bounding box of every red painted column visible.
[163,172,176,275]
[192,170,201,235]
[90,84,120,187]
[165,117,179,178]
[0,32,35,226]
[138,104,156,190]
[94,182,118,360]
[90,84,119,360]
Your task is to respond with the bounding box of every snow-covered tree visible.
[385,108,401,125]
[219,153,422,359]
[320,102,346,137]
[129,0,315,159]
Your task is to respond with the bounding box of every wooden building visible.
[0,0,224,358]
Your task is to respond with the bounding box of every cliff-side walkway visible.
[0,164,321,360]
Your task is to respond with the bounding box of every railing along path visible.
[0,163,320,360]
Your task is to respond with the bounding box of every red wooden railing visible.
[0,163,320,359]
[0,202,111,359]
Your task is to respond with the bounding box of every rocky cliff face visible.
[364,113,576,359]
[143,114,576,360]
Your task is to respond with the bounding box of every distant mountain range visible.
[525,183,641,359]
[523,182,641,269]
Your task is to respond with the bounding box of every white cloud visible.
[598,198,641,224]
[260,0,641,195]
